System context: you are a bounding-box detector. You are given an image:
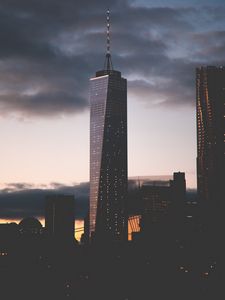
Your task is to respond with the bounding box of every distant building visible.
[45,195,75,242]
[128,173,186,238]
[170,172,186,219]
[141,185,170,228]
[89,10,127,242]
[196,66,225,227]
[0,222,18,237]
[0,223,19,255]
[19,217,43,236]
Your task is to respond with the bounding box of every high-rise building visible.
[45,194,75,241]
[89,10,127,242]
[140,173,186,227]
[196,66,225,226]
[141,185,170,231]
[128,173,186,238]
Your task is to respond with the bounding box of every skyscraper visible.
[196,66,225,227]
[89,10,127,242]
[45,194,75,242]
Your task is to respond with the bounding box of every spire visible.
[104,9,113,72]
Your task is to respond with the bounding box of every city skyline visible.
[0,2,224,298]
[0,0,225,230]
[1,1,225,191]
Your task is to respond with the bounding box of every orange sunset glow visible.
[0,218,84,241]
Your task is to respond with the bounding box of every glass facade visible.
[196,66,225,224]
[89,70,127,242]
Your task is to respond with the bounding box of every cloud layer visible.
[0,0,225,117]
[0,179,196,222]
[0,182,89,220]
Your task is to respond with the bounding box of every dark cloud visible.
[0,1,225,117]
[0,182,90,220]
[191,31,225,61]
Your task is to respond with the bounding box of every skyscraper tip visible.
[104,9,113,71]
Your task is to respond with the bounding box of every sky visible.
[0,0,225,223]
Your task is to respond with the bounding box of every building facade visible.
[89,12,127,242]
[196,66,225,226]
[89,68,127,242]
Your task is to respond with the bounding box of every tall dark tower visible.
[89,10,127,242]
[196,66,225,229]
[45,195,75,242]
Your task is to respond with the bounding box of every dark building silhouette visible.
[170,172,186,219]
[19,217,43,236]
[196,66,225,228]
[141,184,170,228]
[128,173,186,239]
[45,194,75,242]
[0,223,19,256]
[89,10,127,242]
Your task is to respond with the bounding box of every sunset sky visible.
[0,0,225,224]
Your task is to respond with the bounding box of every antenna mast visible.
[107,9,110,56]
[104,9,113,71]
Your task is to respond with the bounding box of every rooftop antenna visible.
[104,9,113,72]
